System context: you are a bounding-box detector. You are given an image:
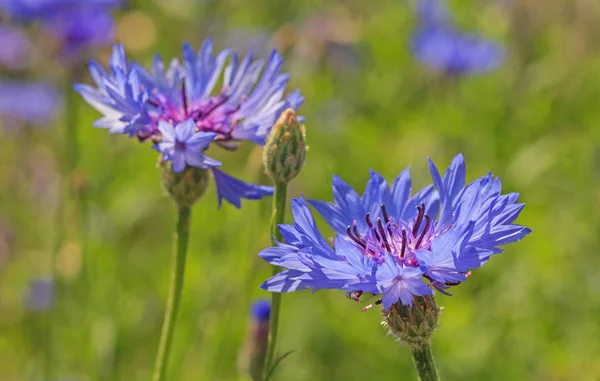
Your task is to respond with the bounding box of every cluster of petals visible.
[411,0,505,75]
[0,0,121,56]
[75,39,303,208]
[260,154,531,310]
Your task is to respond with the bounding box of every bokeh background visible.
[1,0,600,380]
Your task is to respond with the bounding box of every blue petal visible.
[211,168,273,209]
[429,154,465,230]
[291,198,337,258]
[390,167,412,220]
[307,199,348,236]
[361,170,392,219]
[260,270,313,292]
[308,174,367,235]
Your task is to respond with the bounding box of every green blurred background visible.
[2,0,600,380]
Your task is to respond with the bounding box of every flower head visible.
[0,0,122,20]
[0,0,120,56]
[24,278,55,312]
[259,154,531,311]
[43,5,116,57]
[238,299,271,381]
[411,0,505,75]
[0,80,61,128]
[75,39,304,208]
[0,24,33,70]
[251,299,271,322]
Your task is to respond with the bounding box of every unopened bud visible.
[238,300,271,381]
[263,109,307,184]
[160,162,210,207]
[382,295,440,349]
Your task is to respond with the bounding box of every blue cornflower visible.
[154,119,221,172]
[0,0,120,56]
[259,154,531,310]
[24,278,55,312]
[411,0,505,75]
[75,40,304,208]
[0,80,61,126]
[251,299,271,322]
[0,24,33,70]
[0,0,122,20]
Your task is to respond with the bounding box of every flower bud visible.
[263,109,307,184]
[160,162,210,207]
[382,295,440,349]
[238,300,271,381]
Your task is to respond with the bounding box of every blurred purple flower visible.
[0,24,33,70]
[43,6,116,57]
[411,0,505,75]
[0,0,122,20]
[0,0,121,56]
[251,299,271,322]
[411,26,505,75]
[416,0,451,26]
[24,278,55,312]
[0,80,61,126]
[223,28,272,57]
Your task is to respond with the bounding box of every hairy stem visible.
[152,206,191,381]
[264,182,287,379]
[410,344,440,381]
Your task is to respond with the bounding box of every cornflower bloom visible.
[0,24,33,70]
[0,80,61,127]
[260,154,530,310]
[411,0,505,75]
[24,278,55,312]
[238,300,271,381]
[0,0,121,57]
[75,40,303,208]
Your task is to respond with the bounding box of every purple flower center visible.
[346,203,435,267]
[147,84,244,145]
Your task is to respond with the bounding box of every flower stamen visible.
[415,215,431,249]
[347,225,366,249]
[401,229,407,258]
[412,203,425,237]
[377,217,392,253]
[381,203,390,223]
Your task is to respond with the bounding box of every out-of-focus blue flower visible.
[0,80,61,125]
[251,299,271,322]
[0,24,33,70]
[259,154,531,310]
[0,0,122,20]
[411,0,505,75]
[75,40,304,208]
[239,299,271,380]
[42,6,116,57]
[416,0,451,26]
[24,278,55,312]
[0,0,120,56]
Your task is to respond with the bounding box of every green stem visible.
[264,182,287,380]
[410,344,440,381]
[152,206,192,381]
[43,73,82,381]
